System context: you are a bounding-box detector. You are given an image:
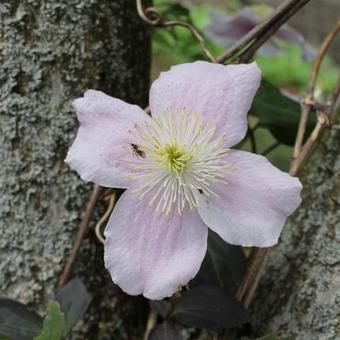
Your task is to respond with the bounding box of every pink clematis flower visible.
[66,61,302,300]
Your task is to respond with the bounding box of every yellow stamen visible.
[156,139,192,175]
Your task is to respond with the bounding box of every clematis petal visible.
[149,61,261,147]
[197,150,302,247]
[104,190,208,300]
[65,90,151,188]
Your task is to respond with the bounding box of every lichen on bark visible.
[0,0,150,338]
[253,129,340,339]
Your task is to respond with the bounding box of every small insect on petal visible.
[127,108,231,215]
[130,143,146,159]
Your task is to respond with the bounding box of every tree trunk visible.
[0,0,150,338]
[253,129,340,339]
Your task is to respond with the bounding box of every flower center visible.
[157,140,192,175]
[125,109,231,215]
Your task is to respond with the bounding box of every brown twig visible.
[290,110,331,175]
[307,21,340,97]
[237,20,340,308]
[243,248,271,308]
[292,96,314,161]
[238,0,311,63]
[216,0,311,63]
[114,286,133,340]
[293,20,340,160]
[235,248,268,302]
[58,184,103,287]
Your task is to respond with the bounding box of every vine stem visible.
[143,310,157,340]
[58,184,103,287]
[94,192,117,244]
[136,0,216,62]
[292,20,340,160]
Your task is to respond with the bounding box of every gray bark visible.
[0,0,150,338]
[253,129,340,339]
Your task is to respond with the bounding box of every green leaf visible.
[0,334,11,340]
[171,286,248,331]
[256,42,338,95]
[189,5,213,30]
[149,322,183,340]
[250,79,316,145]
[190,230,246,294]
[56,278,91,334]
[34,302,65,340]
[153,1,190,21]
[0,298,43,340]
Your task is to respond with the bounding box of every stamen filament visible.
[124,109,231,214]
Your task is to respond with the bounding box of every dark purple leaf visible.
[171,286,248,331]
[190,230,246,294]
[150,300,172,319]
[148,322,183,340]
[0,298,42,340]
[251,79,316,145]
[55,278,92,334]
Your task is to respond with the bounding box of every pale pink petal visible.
[65,90,151,188]
[197,150,302,247]
[104,190,208,300]
[149,61,261,147]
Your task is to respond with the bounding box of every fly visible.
[130,143,146,159]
